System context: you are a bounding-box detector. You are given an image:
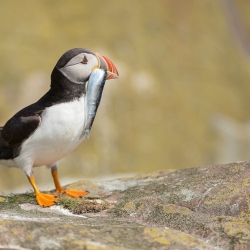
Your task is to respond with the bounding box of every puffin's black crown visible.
[55,48,95,69]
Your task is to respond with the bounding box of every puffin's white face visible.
[59,53,99,84]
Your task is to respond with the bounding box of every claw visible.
[58,189,89,198]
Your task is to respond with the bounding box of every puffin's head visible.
[54,48,119,84]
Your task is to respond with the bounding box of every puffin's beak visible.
[96,53,119,80]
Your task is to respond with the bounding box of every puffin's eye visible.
[81,55,88,64]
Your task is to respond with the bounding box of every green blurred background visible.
[1,0,250,193]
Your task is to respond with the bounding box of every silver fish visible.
[81,68,107,140]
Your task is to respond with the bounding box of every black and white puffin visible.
[0,48,119,207]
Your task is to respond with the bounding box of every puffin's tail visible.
[0,126,16,160]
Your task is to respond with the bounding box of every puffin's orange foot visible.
[36,192,58,207]
[58,189,89,198]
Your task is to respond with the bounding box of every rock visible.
[1,161,250,249]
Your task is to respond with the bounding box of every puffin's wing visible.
[1,105,43,147]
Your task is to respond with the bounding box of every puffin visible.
[0,48,119,207]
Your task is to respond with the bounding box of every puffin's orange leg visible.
[27,175,58,207]
[51,168,89,198]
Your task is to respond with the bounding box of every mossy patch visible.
[57,195,111,215]
[0,192,35,210]
[0,192,112,216]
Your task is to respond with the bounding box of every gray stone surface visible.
[1,161,250,249]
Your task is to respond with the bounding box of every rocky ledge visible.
[1,161,250,249]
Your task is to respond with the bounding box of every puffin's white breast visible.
[15,96,86,167]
